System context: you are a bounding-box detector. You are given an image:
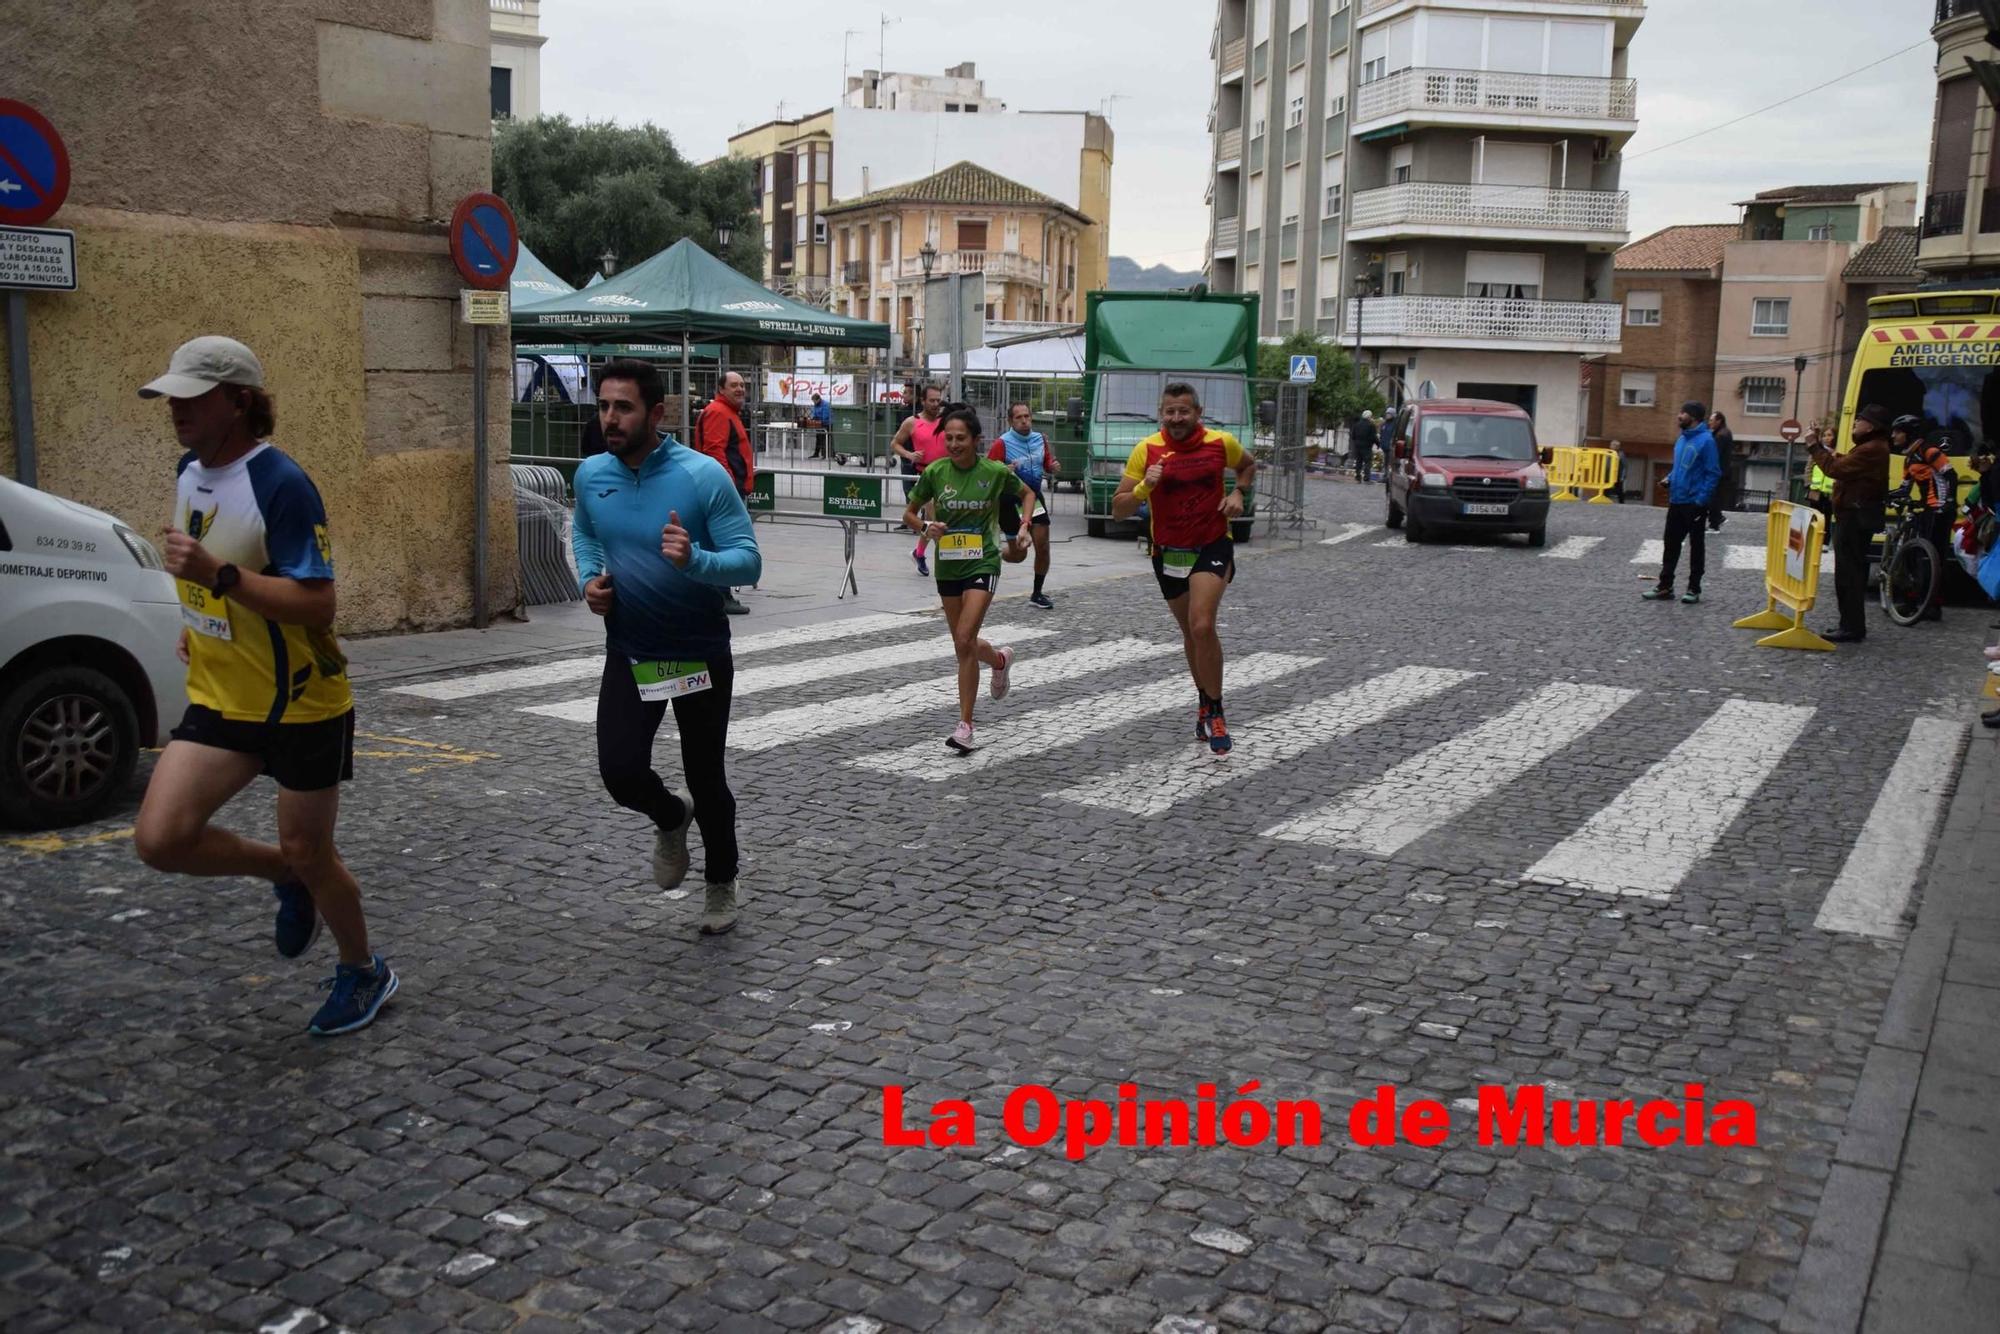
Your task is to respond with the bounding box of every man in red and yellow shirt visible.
[1112,381,1256,755]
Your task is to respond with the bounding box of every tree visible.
[1255,331,1386,431]
[493,116,759,288]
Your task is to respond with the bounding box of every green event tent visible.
[509,241,576,305]
[511,237,890,349]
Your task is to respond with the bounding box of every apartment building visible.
[728,66,1114,307]
[1919,0,2000,282]
[489,0,544,120]
[1588,224,1730,488]
[1207,0,1643,446]
[730,110,837,302]
[822,162,1091,355]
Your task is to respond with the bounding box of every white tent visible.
[927,329,1085,376]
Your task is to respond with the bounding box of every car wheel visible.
[1526,525,1547,548]
[1386,495,1404,529]
[1405,510,1427,543]
[0,665,141,830]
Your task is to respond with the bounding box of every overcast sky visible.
[540,0,1940,268]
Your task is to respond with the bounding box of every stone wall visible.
[0,0,516,633]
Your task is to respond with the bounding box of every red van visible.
[1382,398,1553,546]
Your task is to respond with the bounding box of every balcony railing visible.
[1215,216,1241,252]
[1983,187,2000,235]
[1220,36,1246,78]
[1346,293,1621,346]
[1356,67,1638,126]
[1349,181,1630,235]
[1937,0,1980,26]
[895,250,1044,284]
[1218,127,1243,162]
[1924,190,1967,239]
[1362,0,1641,12]
[841,260,868,285]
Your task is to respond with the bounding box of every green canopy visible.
[511,237,890,348]
[509,242,576,304]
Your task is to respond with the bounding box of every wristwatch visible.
[209,563,241,598]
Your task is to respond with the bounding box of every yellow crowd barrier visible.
[1731,501,1833,652]
[1546,447,1582,501]
[1576,448,1619,504]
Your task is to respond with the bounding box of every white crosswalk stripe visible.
[1540,536,1604,560]
[1525,699,1816,899]
[1263,682,1638,855]
[1319,523,1375,546]
[1629,539,1797,574]
[728,638,1176,752]
[853,651,1322,781]
[389,611,931,700]
[519,626,1059,723]
[1050,665,1478,817]
[1814,717,1968,937]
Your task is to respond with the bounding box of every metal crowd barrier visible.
[510,464,582,605]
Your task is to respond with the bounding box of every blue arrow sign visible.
[1289,354,1318,384]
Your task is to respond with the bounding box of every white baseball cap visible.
[138,336,265,399]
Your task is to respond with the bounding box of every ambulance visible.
[1839,289,1995,501]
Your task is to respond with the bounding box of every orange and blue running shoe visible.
[1206,705,1232,756]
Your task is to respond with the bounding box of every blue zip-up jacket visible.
[1665,423,1721,507]
[571,438,763,662]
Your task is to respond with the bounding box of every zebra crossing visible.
[1314,524,1821,576]
[377,609,1967,941]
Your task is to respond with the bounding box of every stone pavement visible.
[1,479,1993,1333]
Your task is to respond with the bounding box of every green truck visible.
[1081,289,1261,540]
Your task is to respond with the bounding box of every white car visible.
[0,475,187,829]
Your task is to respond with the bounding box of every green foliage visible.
[493,116,760,287]
[1254,331,1386,430]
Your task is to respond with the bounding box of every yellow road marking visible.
[354,731,498,775]
[2,827,135,856]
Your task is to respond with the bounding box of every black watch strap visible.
[210,563,240,598]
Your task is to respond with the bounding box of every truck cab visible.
[1081,290,1259,540]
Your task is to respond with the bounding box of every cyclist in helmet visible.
[1893,414,1957,622]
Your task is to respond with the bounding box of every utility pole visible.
[878,13,899,104]
[842,28,864,103]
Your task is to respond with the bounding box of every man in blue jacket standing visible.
[1642,401,1721,605]
[572,360,763,934]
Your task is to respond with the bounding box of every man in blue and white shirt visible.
[990,402,1062,609]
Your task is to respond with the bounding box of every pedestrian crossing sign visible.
[1289,355,1318,384]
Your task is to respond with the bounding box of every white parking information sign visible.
[0,225,77,292]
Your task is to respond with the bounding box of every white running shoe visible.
[990,646,1013,700]
[946,721,978,753]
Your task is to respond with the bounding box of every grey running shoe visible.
[700,879,738,935]
[653,788,694,889]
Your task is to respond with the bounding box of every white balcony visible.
[894,250,1045,285]
[1360,0,1644,26]
[1348,181,1629,245]
[1354,67,1638,137]
[1219,36,1246,82]
[1214,216,1240,256]
[1348,293,1621,352]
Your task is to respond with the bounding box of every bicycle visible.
[1877,491,1941,627]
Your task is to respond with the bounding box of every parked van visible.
[1383,398,1553,546]
[0,476,186,829]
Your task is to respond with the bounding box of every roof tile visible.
[1616,224,1736,273]
[823,161,1092,223]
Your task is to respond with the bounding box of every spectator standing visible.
[1350,411,1379,484]
[808,392,832,459]
[694,371,757,614]
[1808,403,1893,643]
[1707,411,1736,530]
[1641,402,1721,605]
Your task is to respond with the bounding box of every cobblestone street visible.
[2,483,1985,1333]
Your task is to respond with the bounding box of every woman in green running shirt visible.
[902,404,1035,753]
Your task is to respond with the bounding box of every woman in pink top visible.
[891,383,950,574]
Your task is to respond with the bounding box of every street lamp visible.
[1351,274,1374,403]
[599,248,618,277]
[918,240,938,278]
[715,221,734,251]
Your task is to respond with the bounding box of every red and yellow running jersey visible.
[1122,428,1247,549]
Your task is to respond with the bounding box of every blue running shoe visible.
[272,880,320,959]
[308,955,399,1036]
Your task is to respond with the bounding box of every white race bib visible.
[178,581,234,640]
[632,659,713,702]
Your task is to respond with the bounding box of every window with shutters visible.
[1751,298,1790,336]
[1625,290,1662,326]
[1619,372,1656,408]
